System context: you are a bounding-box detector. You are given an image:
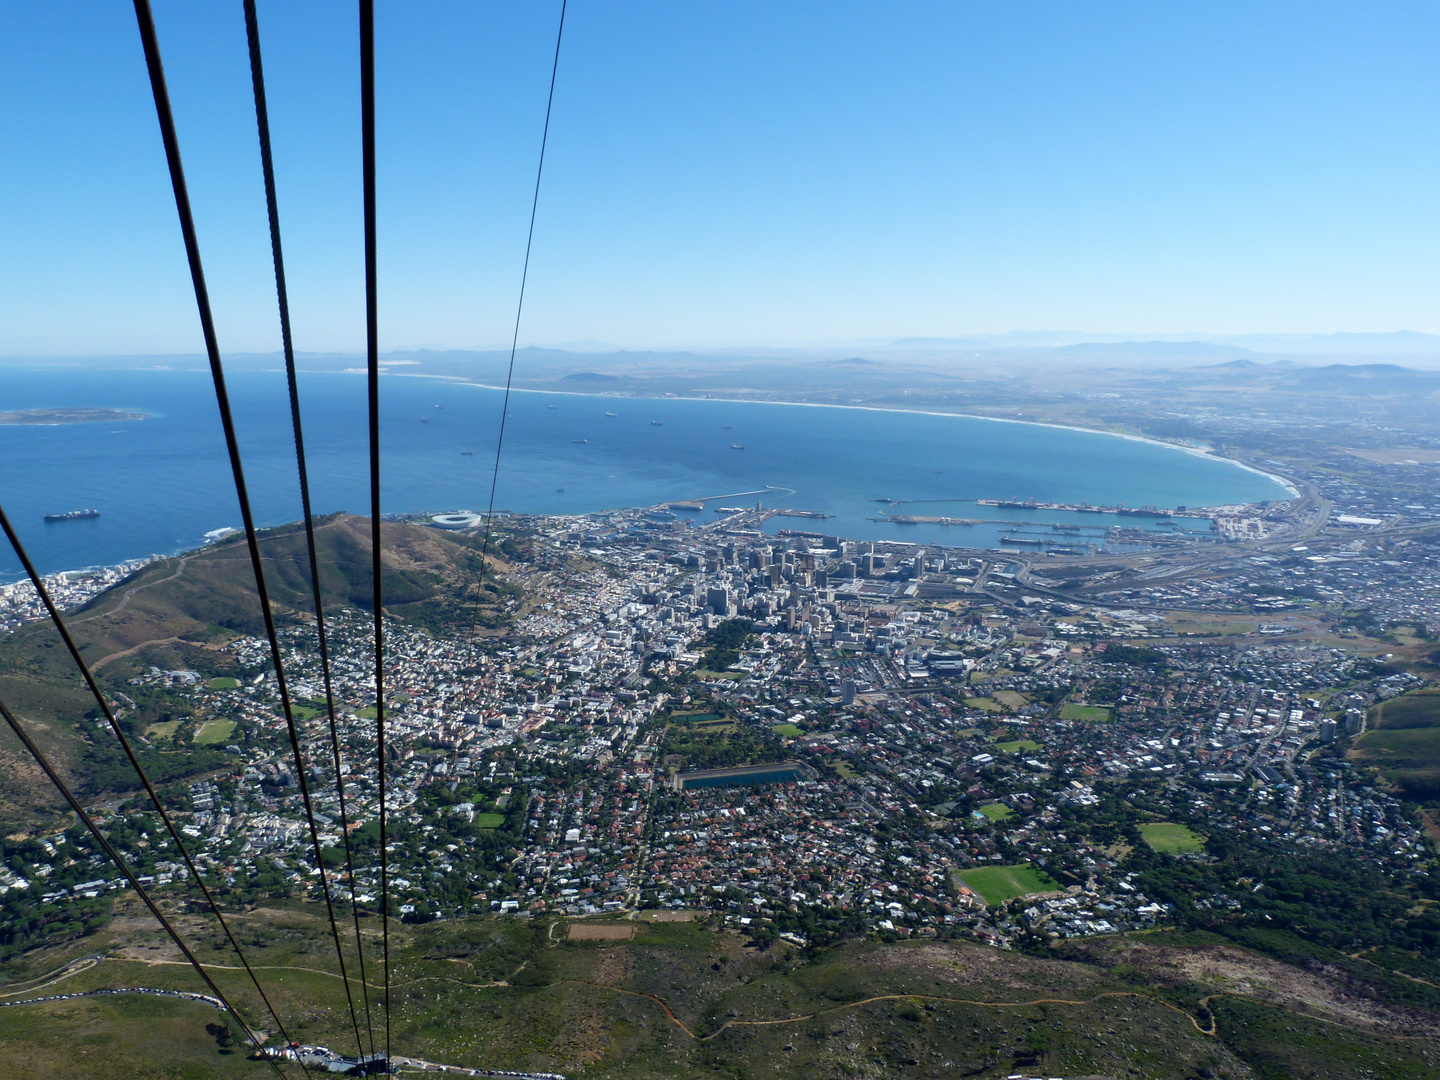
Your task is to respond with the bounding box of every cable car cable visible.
[242,0,377,1058]
[467,0,568,639]
[0,693,299,1079]
[0,505,312,1078]
[131,0,367,1060]
[357,0,391,1063]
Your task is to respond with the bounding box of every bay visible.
[0,367,1290,581]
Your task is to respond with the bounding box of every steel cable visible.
[0,505,313,1079]
[357,0,391,1063]
[0,691,298,1078]
[467,0,569,640]
[132,0,367,1060]
[242,0,377,1058]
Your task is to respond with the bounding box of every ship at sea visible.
[44,509,99,522]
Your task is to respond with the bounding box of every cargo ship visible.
[44,509,99,522]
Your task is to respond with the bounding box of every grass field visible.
[772,723,805,737]
[686,719,736,731]
[1350,690,1440,798]
[146,720,182,740]
[977,802,1015,821]
[1351,726,1440,798]
[962,696,1003,712]
[206,677,239,689]
[954,863,1058,905]
[993,690,1030,709]
[473,812,507,829]
[669,713,735,732]
[1138,822,1206,854]
[1163,614,1258,637]
[1060,703,1113,721]
[193,719,236,745]
[993,739,1042,753]
[567,923,636,941]
[1373,688,1440,730]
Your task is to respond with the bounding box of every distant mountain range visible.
[893,330,1440,357]
[5,330,1440,381]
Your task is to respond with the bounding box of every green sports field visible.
[1138,822,1205,854]
[1060,704,1113,721]
[993,739,1042,753]
[954,863,1058,905]
[193,718,236,745]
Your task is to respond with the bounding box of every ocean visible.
[0,366,1291,581]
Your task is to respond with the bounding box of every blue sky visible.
[2,1,1438,355]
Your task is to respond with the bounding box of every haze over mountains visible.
[7,329,1440,378]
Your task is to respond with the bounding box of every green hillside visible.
[0,904,1433,1079]
[1350,689,1440,798]
[0,515,508,827]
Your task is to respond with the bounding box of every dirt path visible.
[90,636,188,671]
[580,978,1439,1046]
[1342,949,1439,989]
[70,553,196,624]
[66,551,208,672]
[582,981,1436,1044]
[110,955,514,993]
[0,954,103,998]
[576,982,1215,1041]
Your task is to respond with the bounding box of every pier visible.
[975,498,1206,519]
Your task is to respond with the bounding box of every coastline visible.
[376,370,1304,501]
[0,363,1300,500]
[0,368,1295,582]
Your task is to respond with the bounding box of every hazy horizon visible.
[5,328,1440,368]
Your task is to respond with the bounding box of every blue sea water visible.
[0,367,1290,581]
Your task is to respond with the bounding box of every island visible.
[0,407,148,425]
